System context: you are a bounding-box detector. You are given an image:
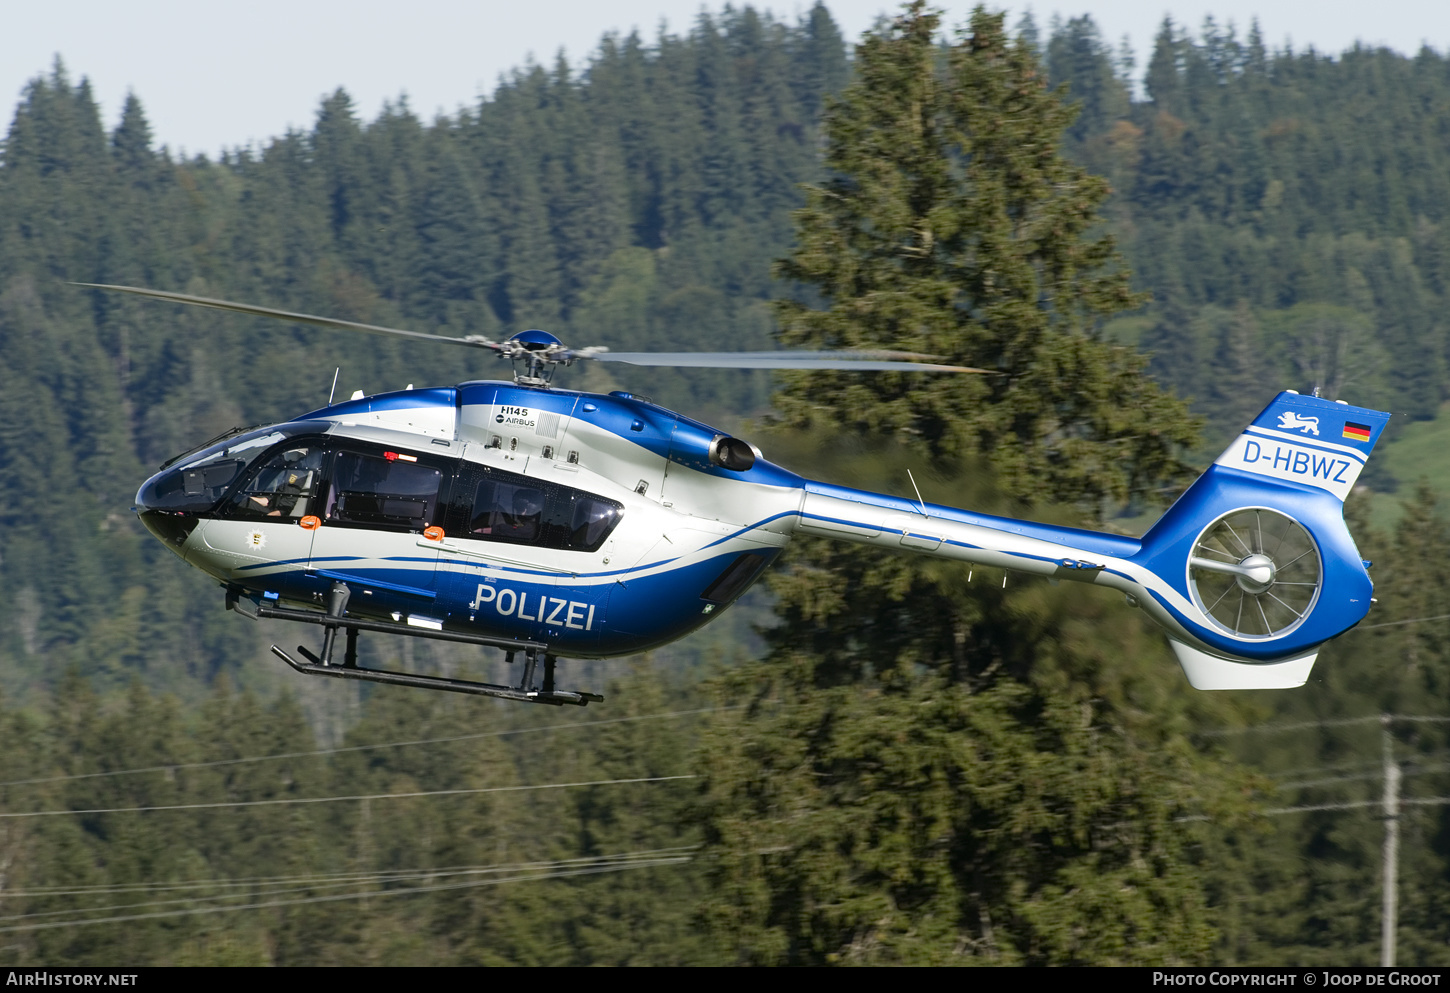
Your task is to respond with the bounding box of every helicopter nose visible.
[134,461,215,549]
[137,453,246,515]
[138,509,200,551]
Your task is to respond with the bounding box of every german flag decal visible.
[1343,422,1372,442]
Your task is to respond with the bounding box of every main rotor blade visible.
[581,351,989,373]
[71,283,502,351]
[588,349,952,361]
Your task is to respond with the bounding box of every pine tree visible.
[1047,15,1130,145]
[794,2,849,119]
[771,2,1195,509]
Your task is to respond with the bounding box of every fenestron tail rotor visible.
[1188,508,1323,639]
[72,282,991,383]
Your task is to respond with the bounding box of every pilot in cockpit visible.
[246,447,322,517]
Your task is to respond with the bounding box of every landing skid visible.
[228,584,603,707]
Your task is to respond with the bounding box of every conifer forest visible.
[4,1,1450,965]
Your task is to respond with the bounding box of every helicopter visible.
[84,282,1391,706]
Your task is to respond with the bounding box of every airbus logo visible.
[493,405,535,429]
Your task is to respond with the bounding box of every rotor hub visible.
[507,329,565,350]
[500,330,573,387]
[1234,552,1277,594]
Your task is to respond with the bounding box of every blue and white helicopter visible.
[87,283,1391,706]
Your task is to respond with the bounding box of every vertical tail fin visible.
[1137,392,1390,689]
[1209,391,1388,503]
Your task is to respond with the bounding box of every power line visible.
[1277,770,1382,790]
[0,846,702,900]
[0,774,696,819]
[1277,757,1450,791]
[0,853,697,935]
[1270,757,1382,779]
[1200,714,1450,737]
[1361,613,1450,630]
[1260,795,1450,816]
[1179,794,1450,821]
[1261,799,1382,815]
[0,706,732,789]
[1198,715,1382,736]
[0,880,360,925]
[0,848,700,925]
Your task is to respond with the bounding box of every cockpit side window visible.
[226,446,324,521]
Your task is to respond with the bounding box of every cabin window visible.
[469,480,544,542]
[566,495,621,552]
[462,471,622,552]
[325,452,442,530]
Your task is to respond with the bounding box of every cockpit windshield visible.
[137,423,325,514]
